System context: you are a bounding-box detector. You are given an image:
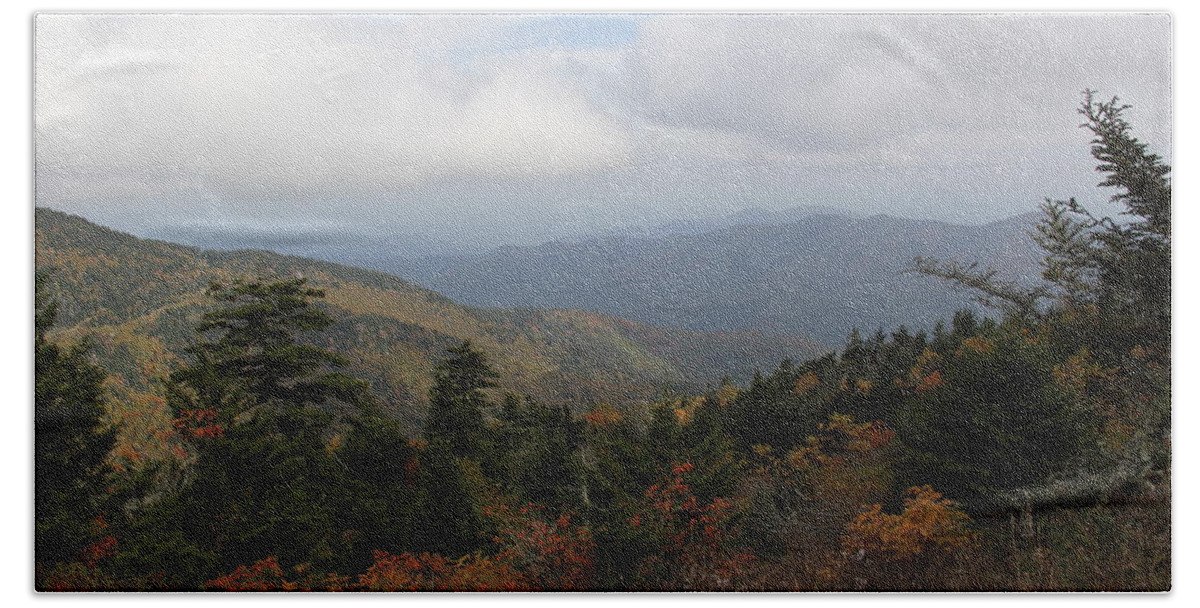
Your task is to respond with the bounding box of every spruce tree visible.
[35,279,117,571]
[154,278,375,583]
[904,91,1170,504]
[915,91,1170,361]
[170,278,375,427]
[415,438,483,557]
[423,340,497,459]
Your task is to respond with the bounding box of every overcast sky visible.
[34,13,1172,248]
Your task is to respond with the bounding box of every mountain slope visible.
[35,208,823,436]
[391,212,1046,345]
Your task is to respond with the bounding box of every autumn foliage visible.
[172,408,224,440]
[354,552,443,591]
[844,486,975,560]
[630,462,754,590]
[207,502,595,592]
[840,485,976,589]
[485,505,595,590]
[205,557,351,592]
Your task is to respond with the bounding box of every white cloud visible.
[629,14,1171,164]
[35,14,632,224]
[34,13,1172,238]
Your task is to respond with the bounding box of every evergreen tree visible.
[35,279,117,571]
[336,416,423,570]
[907,91,1170,501]
[725,356,839,452]
[580,410,655,589]
[894,321,1094,502]
[1037,91,1171,360]
[415,439,484,557]
[915,91,1170,362]
[170,278,376,427]
[423,340,497,460]
[493,395,583,512]
[677,394,743,503]
[144,278,376,584]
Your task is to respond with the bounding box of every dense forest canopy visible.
[34,92,1169,591]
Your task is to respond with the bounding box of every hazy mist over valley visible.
[105,204,1046,346]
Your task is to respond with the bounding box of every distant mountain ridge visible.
[35,208,824,434]
[137,204,860,264]
[146,223,467,267]
[390,211,1046,346]
[589,204,860,240]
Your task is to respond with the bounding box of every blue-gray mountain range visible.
[165,207,1045,348]
[385,211,1044,347]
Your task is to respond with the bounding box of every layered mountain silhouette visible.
[391,211,1046,346]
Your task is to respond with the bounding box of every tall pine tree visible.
[35,278,117,572]
[423,340,497,460]
[144,278,376,584]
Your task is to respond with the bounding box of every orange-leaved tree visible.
[840,485,976,590]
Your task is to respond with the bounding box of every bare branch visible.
[908,256,1050,322]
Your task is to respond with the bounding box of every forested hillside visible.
[392,211,1044,345]
[36,207,823,433]
[35,93,1169,592]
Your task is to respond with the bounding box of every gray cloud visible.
[34,13,1171,242]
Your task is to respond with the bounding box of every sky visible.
[34,12,1172,249]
